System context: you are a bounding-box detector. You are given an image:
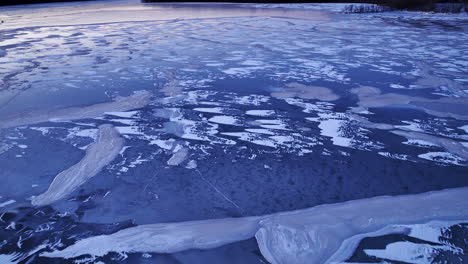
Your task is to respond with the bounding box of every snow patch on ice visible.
[307,113,352,147]
[193,107,225,114]
[397,221,455,244]
[378,152,410,161]
[365,241,459,264]
[418,152,465,166]
[167,147,188,166]
[208,115,241,126]
[245,129,275,135]
[150,139,176,150]
[105,111,139,118]
[403,139,438,148]
[245,110,275,117]
[185,160,197,169]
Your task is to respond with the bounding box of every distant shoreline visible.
[0,0,93,7]
[1,0,467,11]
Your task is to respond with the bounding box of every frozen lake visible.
[0,1,467,263]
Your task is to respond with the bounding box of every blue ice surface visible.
[0,2,467,263]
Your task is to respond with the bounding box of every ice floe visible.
[167,146,189,166]
[185,160,197,169]
[271,82,339,101]
[31,124,124,206]
[351,86,468,120]
[208,115,241,126]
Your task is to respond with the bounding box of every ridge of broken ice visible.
[0,91,152,129]
[42,187,468,264]
[31,124,124,206]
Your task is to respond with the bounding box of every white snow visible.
[403,139,438,148]
[319,119,351,147]
[390,84,406,89]
[150,138,176,150]
[308,114,353,148]
[418,152,465,166]
[397,221,456,244]
[193,107,225,114]
[222,132,276,148]
[365,241,457,264]
[208,115,241,126]
[395,121,424,132]
[222,67,266,75]
[245,129,275,135]
[378,152,409,161]
[392,130,468,161]
[245,110,275,117]
[185,160,197,169]
[233,95,269,106]
[256,119,289,130]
